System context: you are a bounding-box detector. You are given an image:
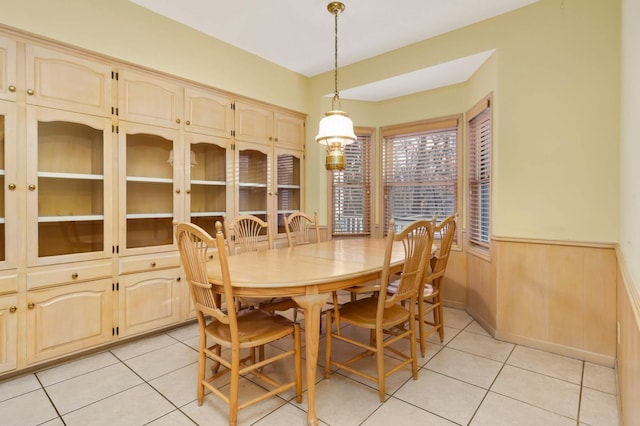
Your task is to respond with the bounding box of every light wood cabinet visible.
[25,44,113,116]
[184,87,233,138]
[117,267,181,338]
[0,292,18,374]
[274,148,304,236]
[118,121,181,256]
[235,101,305,150]
[0,101,17,269]
[118,68,182,129]
[0,35,17,102]
[25,107,114,267]
[26,279,113,364]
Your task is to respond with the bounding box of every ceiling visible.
[129,0,538,101]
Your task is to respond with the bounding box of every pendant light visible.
[315,2,356,171]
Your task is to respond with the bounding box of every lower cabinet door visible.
[0,294,18,374]
[26,279,113,364]
[117,268,181,338]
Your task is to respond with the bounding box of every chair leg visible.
[409,304,419,379]
[197,331,206,405]
[325,311,333,379]
[294,323,303,403]
[229,347,241,426]
[437,297,445,342]
[418,299,427,357]
[376,328,385,402]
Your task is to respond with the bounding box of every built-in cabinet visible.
[0,28,305,377]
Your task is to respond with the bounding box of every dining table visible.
[206,237,406,426]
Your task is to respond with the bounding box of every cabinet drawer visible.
[0,274,18,295]
[27,262,113,290]
[119,254,180,275]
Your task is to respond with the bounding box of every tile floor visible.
[0,307,620,426]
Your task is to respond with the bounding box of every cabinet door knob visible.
[27,89,34,96]
[185,120,191,125]
[8,183,16,191]
[150,261,156,267]
[175,189,180,194]
[28,303,35,309]
[176,118,181,124]
[72,273,78,279]
[9,306,17,313]
[28,184,36,191]
[8,85,16,92]
[176,277,181,282]
[186,189,191,194]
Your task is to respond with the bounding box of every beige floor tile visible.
[123,342,199,381]
[61,383,174,426]
[303,375,383,425]
[40,418,65,426]
[181,376,288,425]
[166,321,200,342]
[253,402,324,426]
[447,330,514,362]
[0,389,59,425]
[465,320,492,337]
[583,362,617,394]
[507,345,584,384]
[426,325,461,346]
[579,387,619,426]
[362,396,457,425]
[470,391,576,426]
[36,351,120,386]
[0,373,41,402]
[146,409,198,425]
[110,333,178,361]
[150,361,214,408]
[394,369,486,425]
[46,362,143,415]
[426,347,503,388]
[442,307,473,329]
[492,365,580,419]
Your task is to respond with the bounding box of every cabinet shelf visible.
[190,211,226,217]
[126,176,173,184]
[38,215,104,223]
[239,182,268,188]
[126,213,173,219]
[277,184,301,189]
[191,180,226,186]
[239,210,267,215]
[38,172,104,180]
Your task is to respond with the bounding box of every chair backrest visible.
[429,214,457,281]
[176,222,235,327]
[284,212,321,247]
[224,214,273,255]
[380,219,434,311]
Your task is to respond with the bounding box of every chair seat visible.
[207,310,294,347]
[339,297,411,329]
[388,280,436,297]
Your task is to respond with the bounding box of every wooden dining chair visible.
[176,222,302,426]
[324,219,434,402]
[224,214,298,319]
[284,211,321,246]
[388,214,457,356]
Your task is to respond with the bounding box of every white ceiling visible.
[129,0,538,101]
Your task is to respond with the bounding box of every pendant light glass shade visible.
[316,2,354,171]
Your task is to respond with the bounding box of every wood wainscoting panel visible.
[496,239,616,364]
[466,249,496,332]
[442,250,467,309]
[616,252,640,426]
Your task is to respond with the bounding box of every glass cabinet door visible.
[186,134,231,236]
[275,150,302,235]
[119,122,178,254]
[26,107,112,265]
[0,102,16,268]
[236,143,270,224]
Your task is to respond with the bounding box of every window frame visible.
[466,95,493,255]
[328,127,376,238]
[380,115,463,246]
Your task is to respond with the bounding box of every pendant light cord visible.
[332,8,340,109]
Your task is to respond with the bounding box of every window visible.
[330,128,373,236]
[382,117,461,235]
[467,97,492,250]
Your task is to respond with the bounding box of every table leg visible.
[293,292,330,426]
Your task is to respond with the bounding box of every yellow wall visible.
[308,0,620,244]
[0,0,308,113]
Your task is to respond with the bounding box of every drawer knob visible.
[9,306,17,313]
[8,85,16,92]
[176,118,181,124]
[8,183,16,191]
[151,261,156,268]
[185,120,191,125]
[28,303,35,309]
[28,184,36,191]
[72,273,79,279]
[27,89,34,96]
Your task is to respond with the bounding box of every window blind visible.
[331,130,373,236]
[382,118,458,235]
[468,101,491,248]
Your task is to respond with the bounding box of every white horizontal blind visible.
[382,120,458,235]
[331,131,372,236]
[468,103,491,248]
